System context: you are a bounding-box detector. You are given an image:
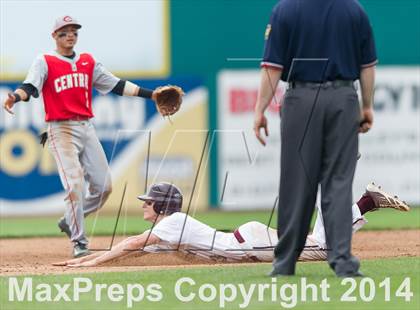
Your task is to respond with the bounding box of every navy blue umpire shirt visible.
[262,0,378,82]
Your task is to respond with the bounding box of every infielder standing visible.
[54,182,409,267]
[254,0,377,277]
[2,16,180,257]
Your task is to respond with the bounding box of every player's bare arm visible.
[254,67,282,146]
[55,232,161,267]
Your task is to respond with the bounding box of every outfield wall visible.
[0,1,419,215]
[170,0,420,207]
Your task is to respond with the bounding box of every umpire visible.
[254,0,377,277]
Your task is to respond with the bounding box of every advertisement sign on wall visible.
[217,70,285,210]
[355,67,420,203]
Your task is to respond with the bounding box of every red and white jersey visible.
[23,51,119,121]
[42,53,94,121]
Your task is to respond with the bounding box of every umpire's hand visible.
[254,112,269,146]
[359,107,374,133]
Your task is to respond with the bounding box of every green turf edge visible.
[1,257,419,310]
[1,208,419,238]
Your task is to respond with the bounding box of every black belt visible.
[289,80,354,89]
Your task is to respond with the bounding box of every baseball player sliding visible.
[2,16,183,258]
[54,182,409,267]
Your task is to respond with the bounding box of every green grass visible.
[0,208,418,238]
[0,257,419,309]
[0,211,275,238]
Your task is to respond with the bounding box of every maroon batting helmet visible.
[137,182,183,215]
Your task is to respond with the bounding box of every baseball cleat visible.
[73,242,91,258]
[365,183,410,212]
[58,217,72,239]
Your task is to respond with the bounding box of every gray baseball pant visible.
[47,120,112,245]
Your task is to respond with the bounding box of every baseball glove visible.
[154,85,184,116]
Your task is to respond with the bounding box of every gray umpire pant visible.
[273,84,360,276]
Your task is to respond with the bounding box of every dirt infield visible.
[1,230,419,276]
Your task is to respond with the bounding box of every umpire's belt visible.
[289,80,354,89]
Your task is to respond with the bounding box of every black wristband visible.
[12,93,22,103]
[18,83,39,100]
[137,88,153,99]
